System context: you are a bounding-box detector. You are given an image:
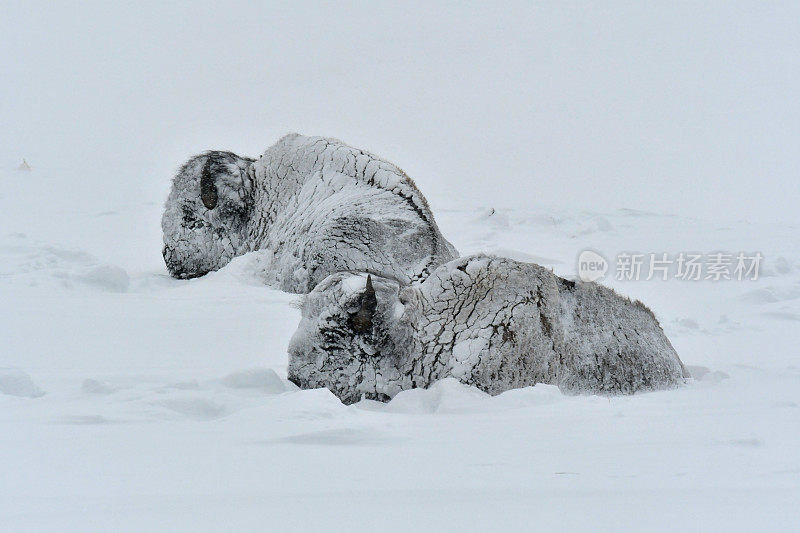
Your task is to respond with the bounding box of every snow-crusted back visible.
[162,134,457,291]
[288,255,688,404]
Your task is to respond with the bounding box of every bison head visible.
[161,151,254,279]
[287,272,421,404]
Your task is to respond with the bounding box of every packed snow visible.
[1,160,798,531]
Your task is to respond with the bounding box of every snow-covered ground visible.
[2,162,798,531]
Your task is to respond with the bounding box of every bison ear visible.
[350,275,378,333]
[200,158,218,209]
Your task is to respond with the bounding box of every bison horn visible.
[363,275,376,306]
[200,157,218,209]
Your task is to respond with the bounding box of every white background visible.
[2,1,798,223]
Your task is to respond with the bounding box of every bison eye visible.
[200,158,218,209]
[201,184,218,209]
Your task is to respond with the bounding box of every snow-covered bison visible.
[288,254,688,404]
[162,134,457,292]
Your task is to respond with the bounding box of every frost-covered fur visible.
[162,151,254,278]
[288,255,688,404]
[162,134,458,292]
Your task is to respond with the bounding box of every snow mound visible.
[385,378,491,414]
[218,368,286,393]
[686,365,730,385]
[205,250,276,286]
[383,379,565,414]
[155,393,228,420]
[0,368,44,398]
[81,379,117,394]
[0,234,129,292]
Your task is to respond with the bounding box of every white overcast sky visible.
[2,1,798,224]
